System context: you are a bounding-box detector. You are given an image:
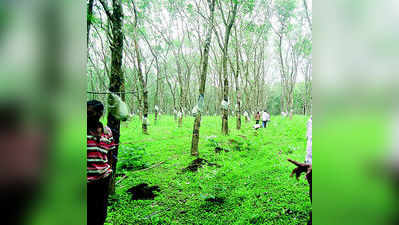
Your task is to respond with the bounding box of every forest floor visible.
[106,115,311,225]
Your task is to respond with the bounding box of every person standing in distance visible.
[262,110,270,128]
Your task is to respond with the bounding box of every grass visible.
[106,115,311,225]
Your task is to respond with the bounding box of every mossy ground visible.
[106,115,311,225]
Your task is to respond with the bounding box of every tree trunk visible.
[220,1,238,135]
[234,27,241,130]
[177,59,184,128]
[132,1,148,134]
[178,110,183,127]
[191,0,216,157]
[87,0,94,46]
[104,0,124,195]
[278,35,287,114]
[154,65,159,124]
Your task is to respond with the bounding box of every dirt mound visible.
[182,158,220,172]
[205,196,225,203]
[126,183,160,200]
[215,147,229,153]
[228,139,238,144]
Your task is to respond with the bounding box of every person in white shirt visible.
[243,111,248,122]
[261,110,270,128]
[305,116,312,164]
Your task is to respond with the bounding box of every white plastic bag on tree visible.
[192,105,199,117]
[197,94,204,112]
[192,94,205,117]
[143,116,149,125]
[221,100,229,110]
[109,93,130,121]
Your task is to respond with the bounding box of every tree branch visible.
[98,0,113,20]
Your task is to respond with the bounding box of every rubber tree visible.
[232,25,241,130]
[272,0,298,117]
[132,1,149,134]
[87,0,95,46]
[98,0,124,194]
[190,0,216,157]
[141,32,161,125]
[214,0,239,135]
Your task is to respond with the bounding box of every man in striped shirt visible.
[87,100,115,225]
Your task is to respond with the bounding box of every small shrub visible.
[117,144,148,171]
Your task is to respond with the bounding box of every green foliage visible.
[171,40,182,48]
[207,135,251,152]
[87,13,101,25]
[117,144,149,172]
[186,3,193,15]
[244,21,256,32]
[275,0,297,19]
[275,0,297,33]
[296,37,312,56]
[106,115,311,224]
[241,0,255,14]
[138,0,151,10]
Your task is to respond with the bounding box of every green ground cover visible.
[106,115,311,225]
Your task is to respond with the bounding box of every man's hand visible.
[287,158,312,180]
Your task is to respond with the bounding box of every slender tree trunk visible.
[154,65,160,124]
[175,55,184,128]
[143,39,160,124]
[235,80,241,129]
[233,27,241,130]
[132,1,148,134]
[221,59,229,135]
[165,70,177,119]
[87,0,94,46]
[191,0,216,157]
[244,63,249,117]
[178,108,183,127]
[278,34,287,114]
[154,91,159,124]
[220,1,238,135]
[303,0,312,30]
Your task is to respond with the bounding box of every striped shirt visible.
[87,126,115,183]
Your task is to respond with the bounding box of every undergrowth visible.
[106,115,311,225]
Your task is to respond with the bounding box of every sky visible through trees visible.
[87,0,312,118]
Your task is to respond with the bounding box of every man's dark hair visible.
[87,100,104,141]
[87,100,104,113]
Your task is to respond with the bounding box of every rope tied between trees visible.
[87,90,137,95]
